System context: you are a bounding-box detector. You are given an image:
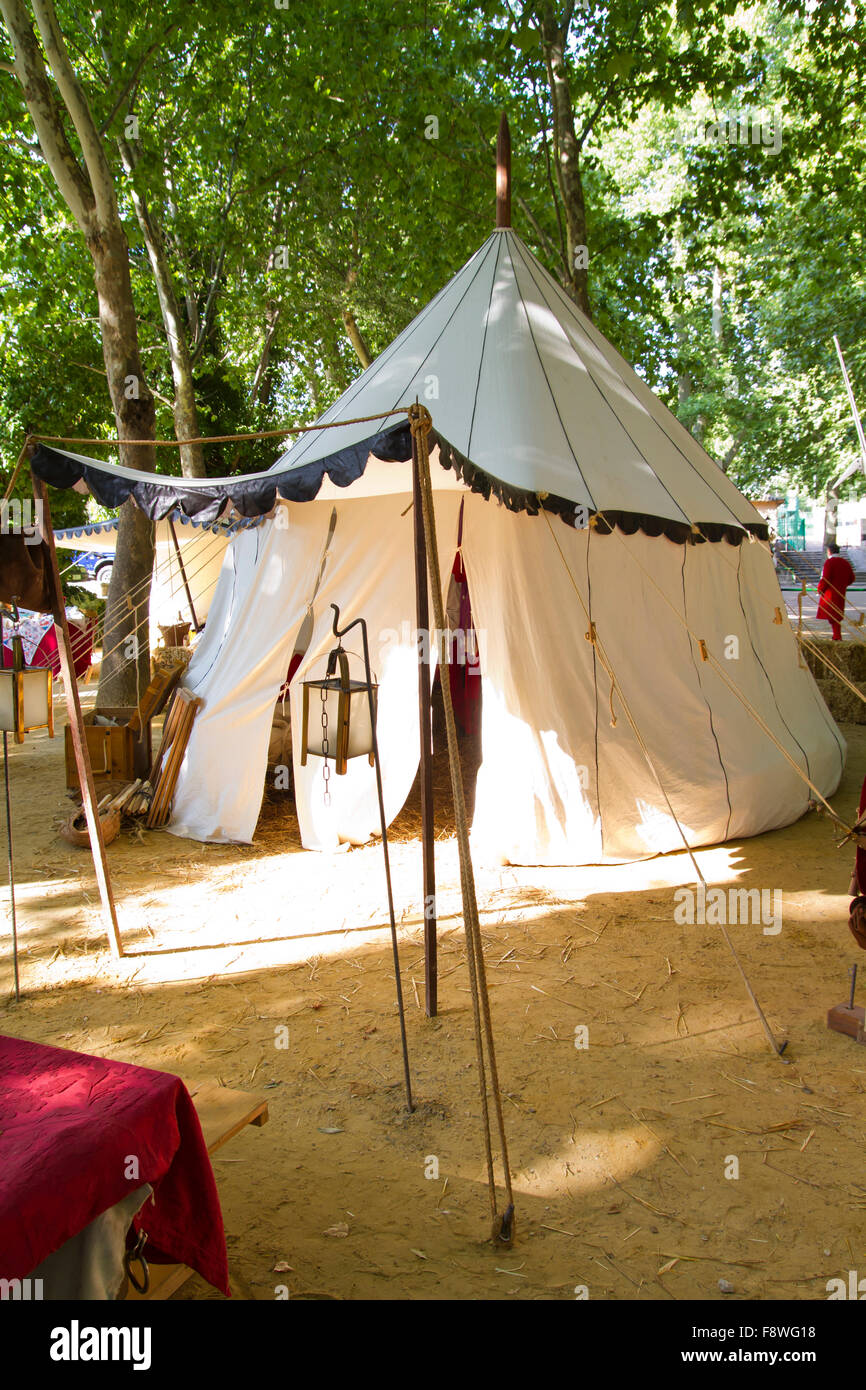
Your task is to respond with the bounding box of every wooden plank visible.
[128,663,184,736]
[128,1261,193,1302]
[147,686,194,788]
[188,1083,269,1153]
[147,693,201,828]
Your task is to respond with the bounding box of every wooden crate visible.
[64,706,152,788]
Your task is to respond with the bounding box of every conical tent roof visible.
[29,226,765,538]
[272,227,764,538]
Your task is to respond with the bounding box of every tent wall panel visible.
[460,499,843,866]
[170,491,462,847]
[168,508,335,843]
[288,490,461,850]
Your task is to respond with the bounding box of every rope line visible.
[23,408,413,452]
[794,630,866,707]
[693,538,862,766]
[88,527,229,675]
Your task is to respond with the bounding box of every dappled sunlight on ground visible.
[1,707,865,1298]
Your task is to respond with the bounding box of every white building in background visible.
[754,493,866,551]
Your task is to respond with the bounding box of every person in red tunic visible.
[817,542,855,640]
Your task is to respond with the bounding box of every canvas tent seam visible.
[515,232,761,534]
[465,232,506,467]
[680,546,734,841]
[513,237,691,525]
[274,238,497,470]
[508,236,683,522]
[708,532,846,777]
[434,432,764,544]
[502,235,598,508]
[269,237,501,474]
[600,516,844,819]
[732,546,814,788]
[538,510,785,1054]
[586,525,604,857]
[703,525,846,779]
[390,235,500,455]
[609,512,815,795]
[514,237,764,540]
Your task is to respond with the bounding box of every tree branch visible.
[98,22,177,138]
[0,0,93,228]
[528,65,567,274]
[30,0,116,226]
[577,5,648,148]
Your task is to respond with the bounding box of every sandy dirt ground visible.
[2,683,866,1303]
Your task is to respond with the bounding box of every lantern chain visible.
[320,681,331,806]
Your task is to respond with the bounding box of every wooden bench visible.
[124,1082,268,1301]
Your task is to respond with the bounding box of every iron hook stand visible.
[329,603,414,1112]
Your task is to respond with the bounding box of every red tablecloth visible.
[0,1034,229,1295]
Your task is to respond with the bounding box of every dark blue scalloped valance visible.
[29,420,414,525]
[28,419,767,545]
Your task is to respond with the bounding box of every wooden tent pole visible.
[496,113,511,229]
[32,477,124,958]
[411,432,437,1017]
[168,516,201,632]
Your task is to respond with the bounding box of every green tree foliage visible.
[1,0,865,512]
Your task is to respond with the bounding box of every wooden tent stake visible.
[32,478,124,958]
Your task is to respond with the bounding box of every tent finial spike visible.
[496,113,511,229]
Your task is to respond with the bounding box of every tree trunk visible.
[119,138,205,478]
[342,307,372,369]
[87,222,156,708]
[0,0,156,709]
[540,3,592,317]
[250,300,282,408]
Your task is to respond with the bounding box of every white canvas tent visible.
[30,226,845,865]
[168,227,843,863]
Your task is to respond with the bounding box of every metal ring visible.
[124,1228,150,1295]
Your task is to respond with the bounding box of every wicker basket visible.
[152,646,192,679]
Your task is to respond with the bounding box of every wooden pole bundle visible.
[408,402,515,1244]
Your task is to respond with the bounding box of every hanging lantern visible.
[0,614,53,743]
[300,646,376,776]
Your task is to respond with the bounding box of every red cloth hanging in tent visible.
[446,501,481,738]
